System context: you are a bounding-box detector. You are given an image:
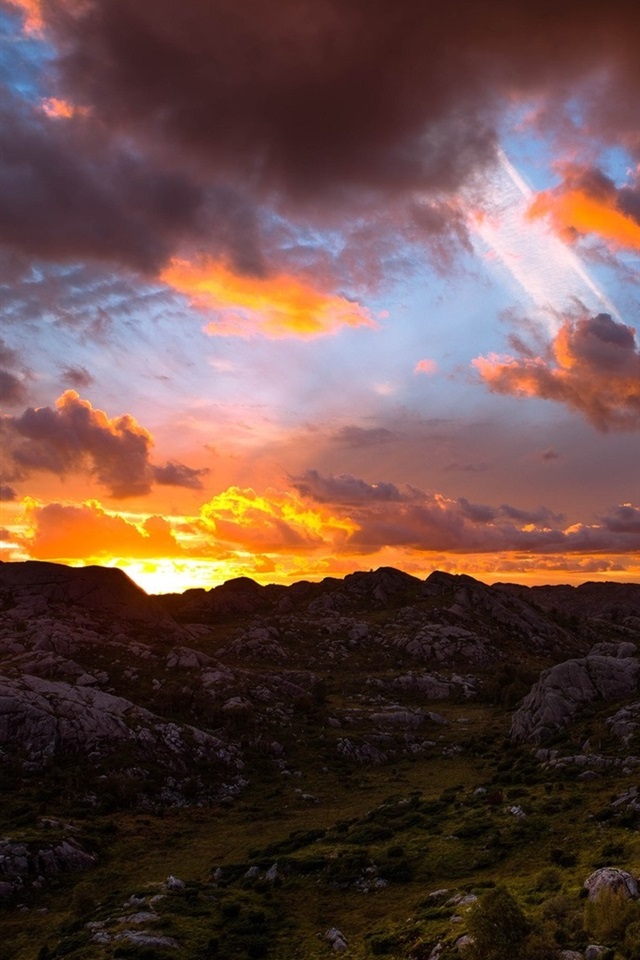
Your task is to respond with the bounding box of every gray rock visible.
[607,701,640,744]
[165,875,185,892]
[511,656,640,743]
[0,674,240,772]
[116,931,179,949]
[584,867,639,901]
[585,947,605,960]
[325,927,348,952]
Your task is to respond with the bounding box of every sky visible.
[0,0,639,594]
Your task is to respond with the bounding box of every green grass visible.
[2,704,638,960]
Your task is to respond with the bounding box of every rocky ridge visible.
[2,561,639,802]
[1,561,639,960]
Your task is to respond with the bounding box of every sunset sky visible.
[1,0,639,593]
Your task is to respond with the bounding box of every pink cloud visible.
[414,358,438,375]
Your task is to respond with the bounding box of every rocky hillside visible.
[0,561,638,960]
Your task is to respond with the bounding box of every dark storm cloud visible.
[0,368,27,404]
[292,470,639,554]
[457,498,497,523]
[0,87,265,274]
[0,485,17,501]
[0,337,27,404]
[41,0,640,207]
[2,0,638,289]
[0,89,202,272]
[499,504,564,525]
[597,504,640,534]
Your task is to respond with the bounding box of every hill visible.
[0,561,638,960]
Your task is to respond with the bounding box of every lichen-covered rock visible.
[511,656,640,743]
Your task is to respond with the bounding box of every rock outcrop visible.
[0,673,240,772]
[511,655,640,743]
[0,560,171,623]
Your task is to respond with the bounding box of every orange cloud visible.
[197,486,358,552]
[10,481,640,593]
[41,98,88,119]
[528,165,640,252]
[474,314,640,431]
[161,258,376,339]
[5,0,43,33]
[19,498,184,560]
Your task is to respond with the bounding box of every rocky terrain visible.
[0,561,638,960]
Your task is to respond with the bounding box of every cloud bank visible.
[3,391,208,497]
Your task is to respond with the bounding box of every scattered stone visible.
[165,875,186,892]
[455,934,474,952]
[325,927,348,952]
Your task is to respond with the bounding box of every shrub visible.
[584,886,640,942]
[370,933,400,954]
[534,868,562,893]
[467,886,531,960]
[549,848,577,868]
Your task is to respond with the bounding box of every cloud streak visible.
[161,258,375,338]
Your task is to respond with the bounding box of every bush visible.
[549,848,577,868]
[370,933,400,954]
[584,886,640,942]
[467,886,531,960]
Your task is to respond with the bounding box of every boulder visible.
[585,947,605,960]
[165,875,185,892]
[583,867,639,901]
[325,927,348,952]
